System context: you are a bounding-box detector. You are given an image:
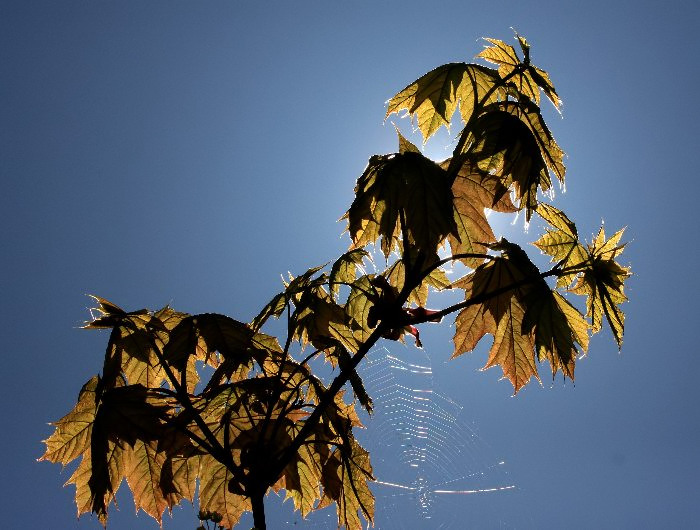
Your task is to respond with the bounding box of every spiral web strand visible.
[283,346,518,529]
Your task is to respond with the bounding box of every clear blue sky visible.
[2,1,699,528]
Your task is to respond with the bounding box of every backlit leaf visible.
[533,203,588,287]
[452,245,541,393]
[345,152,456,258]
[386,63,504,142]
[385,259,450,307]
[329,249,369,299]
[570,226,630,347]
[478,37,540,104]
[346,275,378,342]
[386,63,468,141]
[294,286,359,353]
[280,424,324,517]
[319,439,374,530]
[523,287,589,380]
[165,314,276,384]
[65,442,124,525]
[251,265,327,331]
[394,125,420,154]
[442,159,517,267]
[463,104,562,219]
[198,454,251,529]
[478,36,562,109]
[501,100,565,183]
[457,64,506,124]
[39,376,100,466]
[124,439,181,523]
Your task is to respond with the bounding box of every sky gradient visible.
[2,1,699,528]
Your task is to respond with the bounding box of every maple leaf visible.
[461,100,565,219]
[160,447,200,504]
[39,376,126,525]
[83,297,197,391]
[278,422,325,517]
[198,454,251,529]
[274,387,368,526]
[82,295,149,329]
[345,151,457,258]
[570,226,630,347]
[385,258,450,307]
[501,99,565,184]
[533,203,588,287]
[84,298,163,389]
[318,439,374,530]
[123,439,181,523]
[165,314,281,391]
[385,63,468,141]
[523,287,589,380]
[386,63,504,141]
[251,264,327,331]
[452,243,541,393]
[293,286,359,354]
[393,125,421,154]
[42,377,199,526]
[125,308,191,389]
[39,376,100,466]
[345,274,378,342]
[65,442,124,525]
[329,249,369,299]
[478,35,562,109]
[441,159,517,267]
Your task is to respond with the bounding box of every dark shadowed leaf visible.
[345,152,456,258]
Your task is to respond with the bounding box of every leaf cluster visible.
[41,296,374,529]
[41,34,630,529]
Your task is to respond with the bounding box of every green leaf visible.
[533,203,588,287]
[293,286,360,353]
[385,259,450,307]
[478,36,562,109]
[345,275,378,342]
[479,37,539,103]
[570,226,630,347]
[386,62,505,142]
[386,63,470,141]
[329,249,369,299]
[457,64,506,124]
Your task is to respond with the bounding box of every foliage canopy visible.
[40,35,630,530]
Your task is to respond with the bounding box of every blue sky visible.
[2,1,699,528]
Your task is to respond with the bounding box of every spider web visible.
[282,346,521,529]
